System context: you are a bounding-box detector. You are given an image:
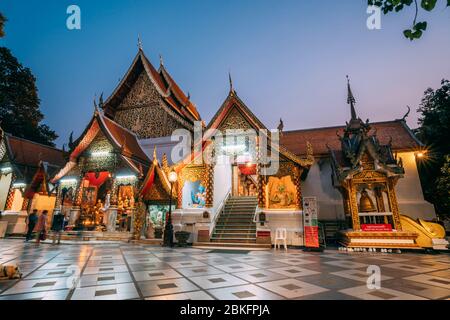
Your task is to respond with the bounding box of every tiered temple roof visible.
[102,48,201,126]
[0,131,65,196]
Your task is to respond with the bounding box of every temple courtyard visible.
[0,239,449,300]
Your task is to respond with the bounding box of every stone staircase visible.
[211,196,258,244]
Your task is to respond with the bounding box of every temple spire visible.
[228,71,234,93]
[153,146,158,164]
[138,34,143,51]
[346,75,357,120]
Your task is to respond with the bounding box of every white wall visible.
[213,155,232,212]
[11,189,24,212]
[302,159,346,221]
[0,173,12,210]
[396,151,436,220]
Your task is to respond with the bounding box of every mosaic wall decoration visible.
[80,132,117,172]
[267,175,298,209]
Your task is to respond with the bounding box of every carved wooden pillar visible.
[374,186,387,224]
[176,179,183,209]
[55,185,63,209]
[205,164,214,208]
[4,174,16,210]
[387,178,402,231]
[21,197,30,211]
[347,181,360,231]
[293,167,303,210]
[73,171,86,207]
[257,174,266,209]
[110,178,119,206]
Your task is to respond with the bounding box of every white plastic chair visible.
[274,228,287,251]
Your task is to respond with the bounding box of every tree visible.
[436,156,450,216]
[0,12,5,38]
[416,79,450,217]
[0,47,58,146]
[368,0,450,40]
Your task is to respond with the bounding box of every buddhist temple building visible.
[3,46,445,249]
[0,127,65,234]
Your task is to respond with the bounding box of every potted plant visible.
[175,231,191,247]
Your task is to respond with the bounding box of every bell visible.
[359,189,376,212]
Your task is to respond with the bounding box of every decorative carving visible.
[114,71,192,138]
[218,107,253,131]
[387,178,402,231]
[205,164,214,208]
[4,173,16,210]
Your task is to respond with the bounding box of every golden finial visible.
[153,146,158,164]
[138,34,143,50]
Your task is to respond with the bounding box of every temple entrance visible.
[231,164,258,197]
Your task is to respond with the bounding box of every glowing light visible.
[415,150,428,159]
[91,151,110,157]
[60,178,78,184]
[168,170,178,183]
[222,144,246,152]
[13,183,27,188]
[116,175,137,180]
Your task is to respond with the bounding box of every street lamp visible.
[164,170,178,247]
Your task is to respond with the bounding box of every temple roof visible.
[207,90,268,132]
[51,111,150,183]
[102,48,201,124]
[205,90,314,168]
[281,119,423,157]
[0,133,65,184]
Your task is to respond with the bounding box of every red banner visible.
[304,226,319,248]
[361,224,392,232]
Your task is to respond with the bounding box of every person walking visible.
[34,210,48,245]
[25,209,38,242]
[51,211,65,245]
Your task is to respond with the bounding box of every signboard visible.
[303,197,319,248]
[361,224,392,232]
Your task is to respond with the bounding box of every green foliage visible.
[0,12,6,38]
[368,0,448,40]
[0,47,58,146]
[416,79,450,217]
[436,156,450,215]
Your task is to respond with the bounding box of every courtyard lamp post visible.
[163,170,178,247]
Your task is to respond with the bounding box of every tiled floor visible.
[0,239,449,300]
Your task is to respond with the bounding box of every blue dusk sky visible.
[0,0,449,147]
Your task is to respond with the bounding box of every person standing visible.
[51,211,65,245]
[34,210,48,245]
[25,209,38,242]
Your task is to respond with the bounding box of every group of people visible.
[25,209,68,245]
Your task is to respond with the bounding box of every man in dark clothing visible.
[25,210,38,242]
[51,212,65,245]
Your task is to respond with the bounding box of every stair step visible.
[212,234,256,238]
[194,242,271,249]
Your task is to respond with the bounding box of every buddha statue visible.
[359,189,376,212]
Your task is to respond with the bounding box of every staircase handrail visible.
[210,188,231,236]
[252,204,260,223]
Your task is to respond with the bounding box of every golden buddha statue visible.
[118,196,124,211]
[359,189,376,212]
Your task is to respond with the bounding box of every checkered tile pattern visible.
[0,239,449,300]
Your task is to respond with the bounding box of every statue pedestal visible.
[106,206,118,232]
[69,207,81,226]
[1,211,28,234]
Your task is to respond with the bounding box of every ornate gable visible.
[218,106,255,132]
[114,70,191,139]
